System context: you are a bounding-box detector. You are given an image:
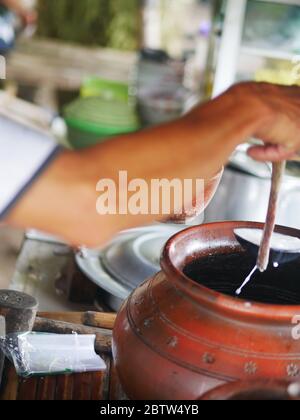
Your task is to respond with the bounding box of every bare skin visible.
[247,83,300,161]
[5,82,300,247]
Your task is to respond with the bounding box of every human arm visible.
[5,82,300,247]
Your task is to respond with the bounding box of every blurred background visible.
[1,0,300,292]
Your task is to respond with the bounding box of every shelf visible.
[255,0,300,6]
[241,46,300,62]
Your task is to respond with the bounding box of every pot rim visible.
[161,221,300,322]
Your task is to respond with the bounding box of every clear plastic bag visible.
[0,332,106,377]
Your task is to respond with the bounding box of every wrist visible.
[228,82,275,143]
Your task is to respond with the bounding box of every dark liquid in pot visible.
[183,252,300,305]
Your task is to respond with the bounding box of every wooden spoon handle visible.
[82,312,116,330]
[33,317,112,354]
[257,161,286,272]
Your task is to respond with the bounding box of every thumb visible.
[247,144,296,162]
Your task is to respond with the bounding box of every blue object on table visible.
[0,11,16,54]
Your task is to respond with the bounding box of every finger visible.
[247,144,296,162]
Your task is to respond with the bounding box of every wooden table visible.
[0,359,126,401]
[0,312,127,401]
[0,233,128,400]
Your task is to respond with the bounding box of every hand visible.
[236,82,300,162]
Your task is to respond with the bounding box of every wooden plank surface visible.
[7,38,137,89]
[0,363,19,400]
[36,376,57,401]
[0,365,123,401]
[55,374,74,401]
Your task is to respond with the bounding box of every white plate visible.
[75,224,181,299]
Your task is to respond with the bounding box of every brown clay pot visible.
[113,221,300,400]
[201,380,300,401]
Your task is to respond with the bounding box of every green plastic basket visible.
[64,96,140,149]
[81,77,130,102]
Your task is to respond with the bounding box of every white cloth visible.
[0,115,59,217]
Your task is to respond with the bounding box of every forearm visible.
[80,86,264,185]
[6,85,267,247]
